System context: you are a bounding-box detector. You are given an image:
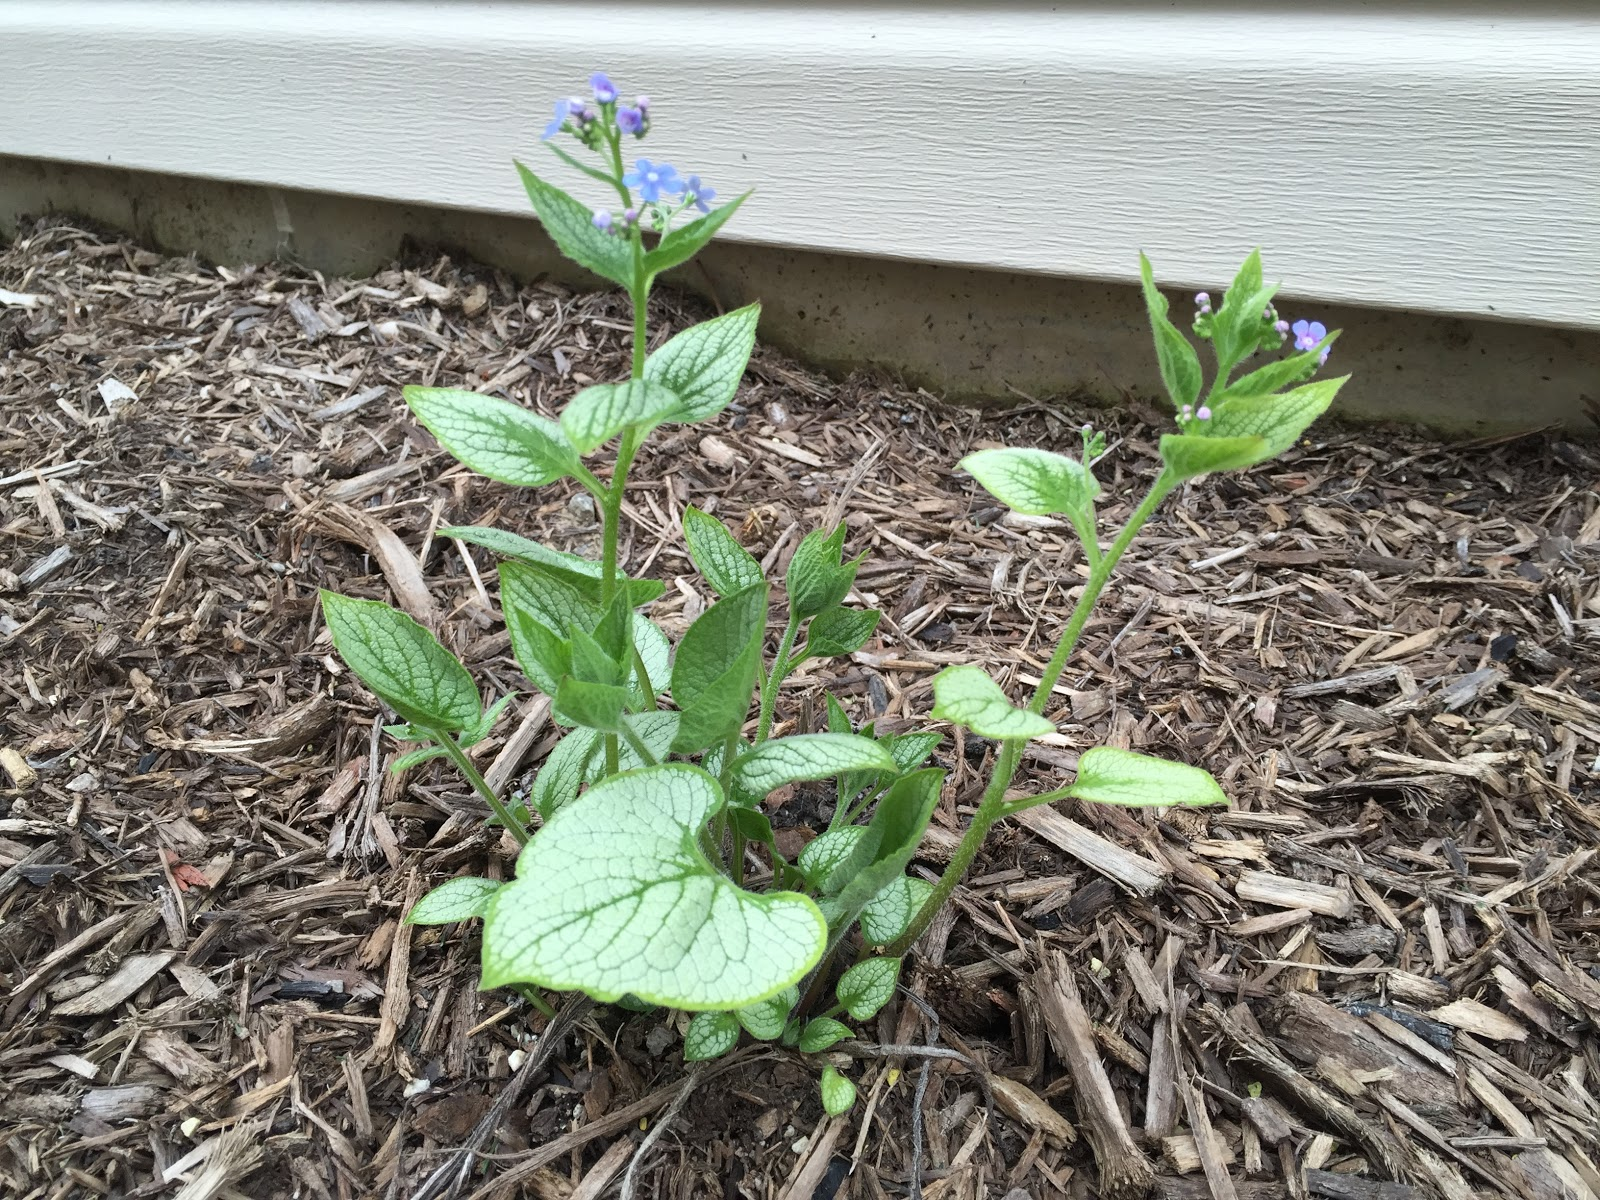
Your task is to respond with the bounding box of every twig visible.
[895,987,943,1200]
[410,992,592,1200]
[620,1063,708,1200]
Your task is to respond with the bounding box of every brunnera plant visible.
[318,73,1349,1112]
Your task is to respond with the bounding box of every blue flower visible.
[592,210,613,232]
[617,105,645,135]
[622,159,684,203]
[682,175,717,214]
[541,99,572,141]
[1291,319,1326,352]
[590,72,618,104]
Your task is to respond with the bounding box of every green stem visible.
[513,983,559,1020]
[885,468,1179,956]
[619,720,658,766]
[436,735,530,846]
[756,612,802,745]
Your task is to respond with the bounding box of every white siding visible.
[4,1,1598,328]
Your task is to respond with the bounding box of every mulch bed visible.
[2,217,1598,1200]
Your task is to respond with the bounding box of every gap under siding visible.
[3,156,1596,437]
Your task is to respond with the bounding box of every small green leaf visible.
[824,694,853,735]
[669,584,768,753]
[460,694,516,748]
[500,560,599,639]
[530,726,602,819]
[960,447,1100,519]
[392,746,448,772]
[503,606,571,699]
[1159,434,1269,479]
[930,665,1054,741]
[885,732,943,773]
[615,711,682,773]
[818,769,944,934]
[735,985,798,1041]
[732,734,896,798]
[643,192,749,279]
[569,628,624,687]
[798,1017,852,1054]
[320,592,480,732]
[684,1011,740,1061]
[805,607,880,659]
[729,805,774,844]
[798,827,869,894]
[446,526,664,607]
[1066,746,1228,808]
[1210,251,1276,378]
[481,764,827,1009]
[819,1065,857,1116]
[407,877,501,925]
[1138,252,1203,412]
[682,506,764,596]
[405,388,578,487]
[837,957,901,1021]
[554,677,629,732]
[516,162,634,289]
[648,305,762,424]
[859,876,935,946]
[561,379,682,455]
[1219,334,1339,401]
[786,527,858,620]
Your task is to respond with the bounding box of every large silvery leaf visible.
[669,583,768,753]
[961,447,1099,519]
[731,734,896,798]
[516,162,635,289]
[648,305,762,424]
[682,505,764,596]
[320,592,480,731]
[1138,252,1202,412]
[405,388,578,487]
[561,379,682,454]
[480,764,827,1009]
[1066,746,1228,808]
[930,665,1054,741]
[643,192,749,279]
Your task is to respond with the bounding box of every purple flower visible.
[1273,319,1290,336]
[1292,319,1327,352]
[621,207,639,227]
[541,99,572,141]
[623,159,684,203]
[1195,292,1210,307]
[682,175,716,213]
[1196,405,1212,420]
[636,95,651,113]
[590,72,618,104]
[592,209,613,232]
[617,105,645,135]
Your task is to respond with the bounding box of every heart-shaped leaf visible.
[836,957,901,1021]
[405,388,578,486]
[960,447,1099,519]
[684,1011,740,1061]
[1066,746,1228,808]
[858,875,935,946]
[648,305,761,424]
[930,665,1054,741]
[731,734,896,798]
[481,764,826,1009]
[735,985,798,1040]
[406,877,501,926]
[799,1017,852,1053]
[320,592,480,732]
[682,505,763,596]
[561,379,682,454]
[820,1065,857,1115]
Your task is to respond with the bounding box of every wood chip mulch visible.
[3,217,1599,1200]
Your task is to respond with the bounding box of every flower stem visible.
[436,734,530,846]
[756,612,801,746]
[885,467,1179,956]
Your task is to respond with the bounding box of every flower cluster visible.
[1190,286,1332,372]
[542,71,720,238]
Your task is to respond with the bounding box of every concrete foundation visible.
[4,154,1596,437]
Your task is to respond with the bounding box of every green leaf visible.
[405,388,578,487]
[682,506,764,596]
[885,732,943,774]
[516,161,635,289]
[859,876,935,946]
[786,527,858,620]
[461,694,517,748]
[1159,434,1269,479]
[1138,252,1203,412]
[569,628,624,687]
[818,769,944,934]
[805,607,880,659]
[824,694,853,735]
[930,665,1054,741]
[481,764,827,1009]
[445,526,664,607]
[320,592,480,732]
[615,711,682,773]
[647,304,762,424]
[669,583,768,753]
[630,616,672,703]
[798,1017,852,1054]
[530,727,602,819]
[1219,334,1339,401]
[1210,251,1276,378]
[643,192,749,279]
[561,379,682,455]
[503,605,571,698]
[500,560,599,637]
[732,734,896,798]
[684,1011,741,1061]
[735,985,798,1041]
[392,746,448,772]
[960,447,1100,519]
[819,1066,857,1116]
[1066,746,1229,808]
[729,805,774,845]
[797,827,869,894]
[837,957,901,1021]
[554,677,629,732]
[407,877,501,925]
